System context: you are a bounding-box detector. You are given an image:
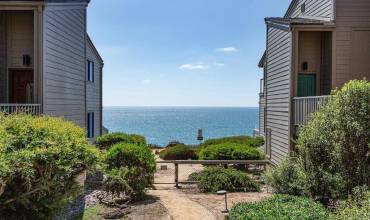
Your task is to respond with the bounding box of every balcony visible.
[293,96,330,126]
[0,104,41,115]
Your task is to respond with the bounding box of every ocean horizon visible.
[103,106,259,147]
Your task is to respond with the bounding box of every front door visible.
[9,69,34,103]
[298,74,316,97]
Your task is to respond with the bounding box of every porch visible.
[0,8,42,115]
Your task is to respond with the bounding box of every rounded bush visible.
[96,132,146,149]
[104,143,156,199]
[201,136,264,148]
[190,166,260,193]
[199,143,263,160]
[229,195,329,220]
[159,145,198,160]
[0,114,99,219]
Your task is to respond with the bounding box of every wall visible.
[335,0,370,87]
[287,0,334,20]
[43,4,87,128]
[0,13,6,102]
[86,39,102,140]
[265,25,292,165]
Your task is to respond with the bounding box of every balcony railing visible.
[0,104,42,116]
[293,96,330,125]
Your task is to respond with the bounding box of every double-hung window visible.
[87,112,94,138]
[87,60,94,82]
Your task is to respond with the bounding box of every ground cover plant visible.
[103,142,156,200]
[228,195,329,220]
[189,166,260,193]
[159,144,198,160]
[199,143,263,160]
[0,114,99,219]
[96,132,146,149]
[201,136,264,148]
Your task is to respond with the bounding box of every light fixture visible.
[217,190,229,213]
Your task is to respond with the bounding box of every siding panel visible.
[287,0,334,20]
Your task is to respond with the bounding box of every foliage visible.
[297,80,370,202]
[264,157,308,196]
[159,145,198,160]
[202,136,264,148]
[228,195,329,220]
[0,114,99,219]
[199,143,263,160]
[96,132,146,149]
[330,186,370,220]
[104,143,156,199]
[189,166,260,193]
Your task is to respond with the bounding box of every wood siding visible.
[259,95,266,136]
[42,4,87,128]
[86,40,102,140]
[265,26,292,165]
[335,0,370,86]
[287,0,334,20]
[0,13,6,102]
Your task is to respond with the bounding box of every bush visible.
[0,114,99,219]
[228,195,329,220]
[96,132,146,149]
[190,166,260,193]
[159,145,198,160]
[202,136,264,148]
[104,143,156,199]
[264,157,308,196]
[199,143,263,160]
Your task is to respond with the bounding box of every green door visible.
[298,74,316,97]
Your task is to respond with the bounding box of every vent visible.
[301,2,306,13]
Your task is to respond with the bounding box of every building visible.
[0,0,103,141]
[258,0,370,165]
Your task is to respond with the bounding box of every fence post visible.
[174,163,179,188]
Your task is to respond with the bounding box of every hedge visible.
[0,114,99,219]
[228,195,329,220]
[201,136,264,148]
[199,143,263,160]
[95,132,146,149]
[159,145,198,160]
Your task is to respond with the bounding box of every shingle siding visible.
[42,4,87,128]
[265,26,292,165]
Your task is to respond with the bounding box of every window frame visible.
[87,112,95,138]
[86,60,95,82]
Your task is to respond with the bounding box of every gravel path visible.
[149,189,216,220]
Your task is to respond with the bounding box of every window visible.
[87,60,94,82]
[87,112,94,138]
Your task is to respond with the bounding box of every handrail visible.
[293,96,330,125]
[0,104,42,115]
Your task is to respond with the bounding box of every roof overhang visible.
[87,34,104,66]
[265,17,335,31]
[258,51,266,68]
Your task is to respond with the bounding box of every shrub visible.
[0,114,99,219]
[96,132,146,149]
[228,195,329,220]
[264,157,308,196]
[104,143,156,199]
[159,145,198,160]
[202,136,263,148]
[199,143,263,160]
[190,166,260,193]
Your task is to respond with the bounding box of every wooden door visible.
[9,69,34,103]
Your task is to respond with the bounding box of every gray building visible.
[258,0,370,165]
[0,0,104,141]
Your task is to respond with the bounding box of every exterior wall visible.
[0,13,6,102]
[265,25,292,165]
[259,95,266,137]
[286,0,334,20]
[86,40,103,140]
[42,4,87,128]
[334,0,370,87]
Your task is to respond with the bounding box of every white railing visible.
[0,104,42,115]
[293,96,330,125]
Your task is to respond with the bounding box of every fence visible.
[0,104,42,115]
[154,160,271,187]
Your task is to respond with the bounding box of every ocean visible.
[103,107,259,147]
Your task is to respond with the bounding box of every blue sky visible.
[87,0,291,107]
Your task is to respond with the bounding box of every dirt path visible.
[149,189,216,220]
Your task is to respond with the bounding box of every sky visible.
[87,0,291,107]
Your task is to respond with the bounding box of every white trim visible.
[299,15,332,22]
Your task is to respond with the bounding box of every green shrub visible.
[228,195,329,220]
[330,187,370,220]
[159,145,198,160]
[264,157,308,196]
[96,132,146,149]
[202,136,264,148]
[190,166,260,193]
[0,114,99,219]
[104,143,156,199]
[199,143,263,160]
